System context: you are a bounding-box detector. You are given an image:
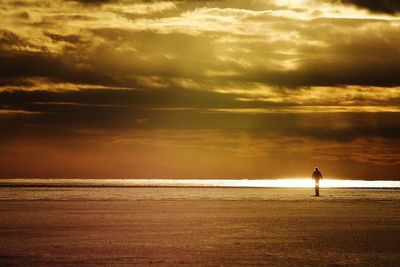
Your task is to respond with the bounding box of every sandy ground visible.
[0,189,400,266]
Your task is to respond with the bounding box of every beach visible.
[1,188,400,266]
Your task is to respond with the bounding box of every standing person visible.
[312,167,322,196]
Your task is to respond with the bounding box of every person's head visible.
[315,167,319,171]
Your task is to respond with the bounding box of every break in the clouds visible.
[1,0,400,179]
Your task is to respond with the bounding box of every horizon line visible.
[1,178,400,189]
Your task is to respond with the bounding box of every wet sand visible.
[1,189,400,266]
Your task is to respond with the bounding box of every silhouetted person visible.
[312,167,322,196]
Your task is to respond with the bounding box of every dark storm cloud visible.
[0,30,44,51]
[0,87,266,112]
[0,88,246,141]
[44,32,82,45]
[2,2,400,89]
[0,30,100,85]
[247,60,400,87]
[0,51,117,86]
[87,23,400,88]
[338,0,400,14]
[1,88,400,143]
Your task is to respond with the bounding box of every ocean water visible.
[0,179,399,201]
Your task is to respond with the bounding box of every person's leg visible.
[315,180,320,196]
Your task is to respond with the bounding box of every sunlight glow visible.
[0,179,399,188]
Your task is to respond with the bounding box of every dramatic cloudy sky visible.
[1,0,400,179]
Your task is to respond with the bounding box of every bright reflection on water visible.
[0,179,399,188]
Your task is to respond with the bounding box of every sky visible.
[1,0,400,179]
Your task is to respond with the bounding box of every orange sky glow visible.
[1,0,400,179]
